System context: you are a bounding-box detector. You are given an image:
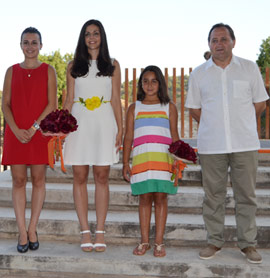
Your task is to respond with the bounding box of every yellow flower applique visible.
[77,96,109,111]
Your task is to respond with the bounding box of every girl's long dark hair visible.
[71,19,115,78]
[137,65,170,104]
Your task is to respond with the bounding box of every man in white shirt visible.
[185,23,269,264]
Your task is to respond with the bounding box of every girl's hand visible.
[115,131,123,153]
[14,129,31,144]
[122,163,132,182]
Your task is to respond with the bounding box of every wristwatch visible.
[32,121,40,131]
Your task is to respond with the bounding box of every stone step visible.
[1,173,270,215]
[0,207,269,248]
[42,163,270,188]
[0,239,269,278]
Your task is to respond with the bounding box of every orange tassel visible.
[48,136,66,173]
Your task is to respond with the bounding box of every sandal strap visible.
[138,243,150,250]
[81,243,94,248]
[154,243,165,251]
[94,243,107,248]
[80,230,91,234]
[95,230,106,234]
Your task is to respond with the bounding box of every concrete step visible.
[42,162,270,188]
[0,207,269,248]
[1,172,270,215]
[0,239,269,278]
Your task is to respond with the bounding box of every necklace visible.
[26,69,34,78]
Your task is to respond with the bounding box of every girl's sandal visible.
[133,243,151,256]
[94,231,107,252]
[153,243,166,257]
[80,230,93,252]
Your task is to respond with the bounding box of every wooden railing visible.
[0,67,269,172]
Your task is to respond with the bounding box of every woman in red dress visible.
[1,27,57,253]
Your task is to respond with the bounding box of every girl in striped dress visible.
[123,65,180,257]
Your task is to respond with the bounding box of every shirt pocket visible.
[233,80,251,99]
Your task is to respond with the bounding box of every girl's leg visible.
[28,164,46,242]
[73,165,92,250]
[133,193,153,255]
[93,165,110,249]
[11,165,28,245]
[153,192,168,257]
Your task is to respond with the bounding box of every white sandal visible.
[94,230,106,252]
[80,230,93,252]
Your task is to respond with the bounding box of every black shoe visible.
[17,237,29,253]
[29,232,39,251]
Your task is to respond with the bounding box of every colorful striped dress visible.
[130,101,177,195]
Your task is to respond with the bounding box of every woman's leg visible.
[153,192,168,245]
[93,165,110,248]
[28,164,46,242]
[11,165,28,245]
[73,165,92,250]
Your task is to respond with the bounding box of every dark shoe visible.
[241,246,262,264]
[199,244,221,260]
[17,237,29,253]
[29,232,39,251]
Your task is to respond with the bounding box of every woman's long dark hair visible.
[71,19,115,78]
[137,66,170,105]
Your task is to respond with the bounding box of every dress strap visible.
[134,101,141,119]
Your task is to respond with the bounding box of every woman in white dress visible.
[63,19,122,252]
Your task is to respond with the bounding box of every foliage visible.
[39,50,73,107]
[256,36,270,77]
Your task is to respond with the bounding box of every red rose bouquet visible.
[168,140,197,186]
[40,109,78,135]
[168,139,197,163]
[40,109,78,172]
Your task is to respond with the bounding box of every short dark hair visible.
[208,23,235,42]
[137,65,170,105]
[21,27,42,44]
[71,19,115,78]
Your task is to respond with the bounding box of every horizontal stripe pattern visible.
[134,126,170,138]
[133,135,172,147]
[135,118,170,130]
[131,179,178,195]
[131,101,176,195]
[132,143,171,156]
[131,170,173,184]
[133,152,173,166]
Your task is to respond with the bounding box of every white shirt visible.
[185,55,269,154]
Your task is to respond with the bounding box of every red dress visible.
[2,63,50,165]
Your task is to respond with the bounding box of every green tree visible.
[256,36,270,77]
[39,50,73,107]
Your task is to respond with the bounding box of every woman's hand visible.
[115,131,123,153]
[14,129,31,144]
[122,163,131,182]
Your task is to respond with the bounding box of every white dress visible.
[64,60,119,165]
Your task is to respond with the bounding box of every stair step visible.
[1,180,270,214]
[41,163,270,188]
[0,239,269,278]
[0,207,269,247]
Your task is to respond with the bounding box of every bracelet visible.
[123,162,130,166]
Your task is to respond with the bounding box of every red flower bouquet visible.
[168,140,197,164]
[40,109,78,172]
[40,109,78,135]
[168,140,197,186]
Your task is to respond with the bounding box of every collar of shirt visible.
[205,54,241,71]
